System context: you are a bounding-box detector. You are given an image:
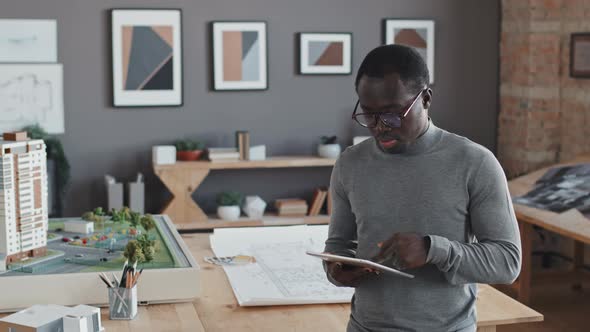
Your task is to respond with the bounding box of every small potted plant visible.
[217,191,244,221]
[174,139,205,161]
[318,135,341,158]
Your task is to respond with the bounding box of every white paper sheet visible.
[209,225,354,306]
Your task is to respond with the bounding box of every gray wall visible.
[1,0,500,216]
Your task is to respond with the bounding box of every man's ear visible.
[422,88,433,110]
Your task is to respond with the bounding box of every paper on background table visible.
[209,225,354,306]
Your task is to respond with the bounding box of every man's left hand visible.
[372,233,430,270]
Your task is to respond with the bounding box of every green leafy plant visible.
[320,136,338,145]
[174,139,205,151]
[217,191,244,206]
[22,124,70,215]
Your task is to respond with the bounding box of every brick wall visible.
[499,0,590,178]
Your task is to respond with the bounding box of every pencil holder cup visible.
[108,285,138,320]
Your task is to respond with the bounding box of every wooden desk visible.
[153,157,335,231]
[508,155,590,304]
[1,233,543,331]
[183,233,541,332]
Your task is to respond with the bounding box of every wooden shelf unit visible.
[153,156,336,231]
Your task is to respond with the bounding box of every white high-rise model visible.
[0,132,48,272]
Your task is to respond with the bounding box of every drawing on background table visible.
[0,64,65,134]
[513,163,590,218]
[209,225,354,306]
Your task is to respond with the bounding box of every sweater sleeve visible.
[426,151,522,285]
[323,158,358,286]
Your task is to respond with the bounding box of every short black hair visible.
[355,44,429,94]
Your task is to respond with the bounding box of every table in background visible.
[508,155,590,304]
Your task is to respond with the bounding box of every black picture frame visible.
[570,33,590,79]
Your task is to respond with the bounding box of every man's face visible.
[356,73,431,153]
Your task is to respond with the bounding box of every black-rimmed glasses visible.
[352,89,426,129]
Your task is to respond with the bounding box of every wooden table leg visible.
[572,241,585,290]
[157,168,210,225]
[517,221,533,305]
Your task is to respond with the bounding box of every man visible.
[324,44,521,332]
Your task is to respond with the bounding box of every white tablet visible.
[306,251,414,279]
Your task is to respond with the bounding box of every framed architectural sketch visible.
[211,21,268,91]
[111,9,183,107]
[383,19,435,84]
[298,33,352,75]
[0,64,64,134]
[570,33,590,78]
[0,19,57,63]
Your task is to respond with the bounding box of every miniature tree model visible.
[129,211,141,229]
[110,208,128,223]
[93,207,105,217]
[137,233,155,263]
[82,207,106,230]
[123,240,145,263]
[140,214,156,233]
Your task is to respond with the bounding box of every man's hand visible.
[326,262,377,287]
[372,233,430,270]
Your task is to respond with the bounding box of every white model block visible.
[243,196,267,219]
[64,220,94,234]
[69,304,102,332]
[0,304,103,332]
[0,254,5,272]
[64,316,87,332]
[249,145,266,161]
[153,145,176,165]
[0,304,70,331]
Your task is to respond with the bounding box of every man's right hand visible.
[326,262,377,287]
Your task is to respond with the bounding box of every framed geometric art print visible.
[298,33,352,75]
[111,9,183,107]
[211,21,268,91]
[383,19,435,84]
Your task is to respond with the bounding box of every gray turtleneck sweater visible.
[324,122,521,332]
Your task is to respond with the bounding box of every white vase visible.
[318,144,341,158]
[242,196,267,219]
[217,206,241,221]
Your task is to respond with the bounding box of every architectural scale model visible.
[0,304,103,332]
[0,131,48,272]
